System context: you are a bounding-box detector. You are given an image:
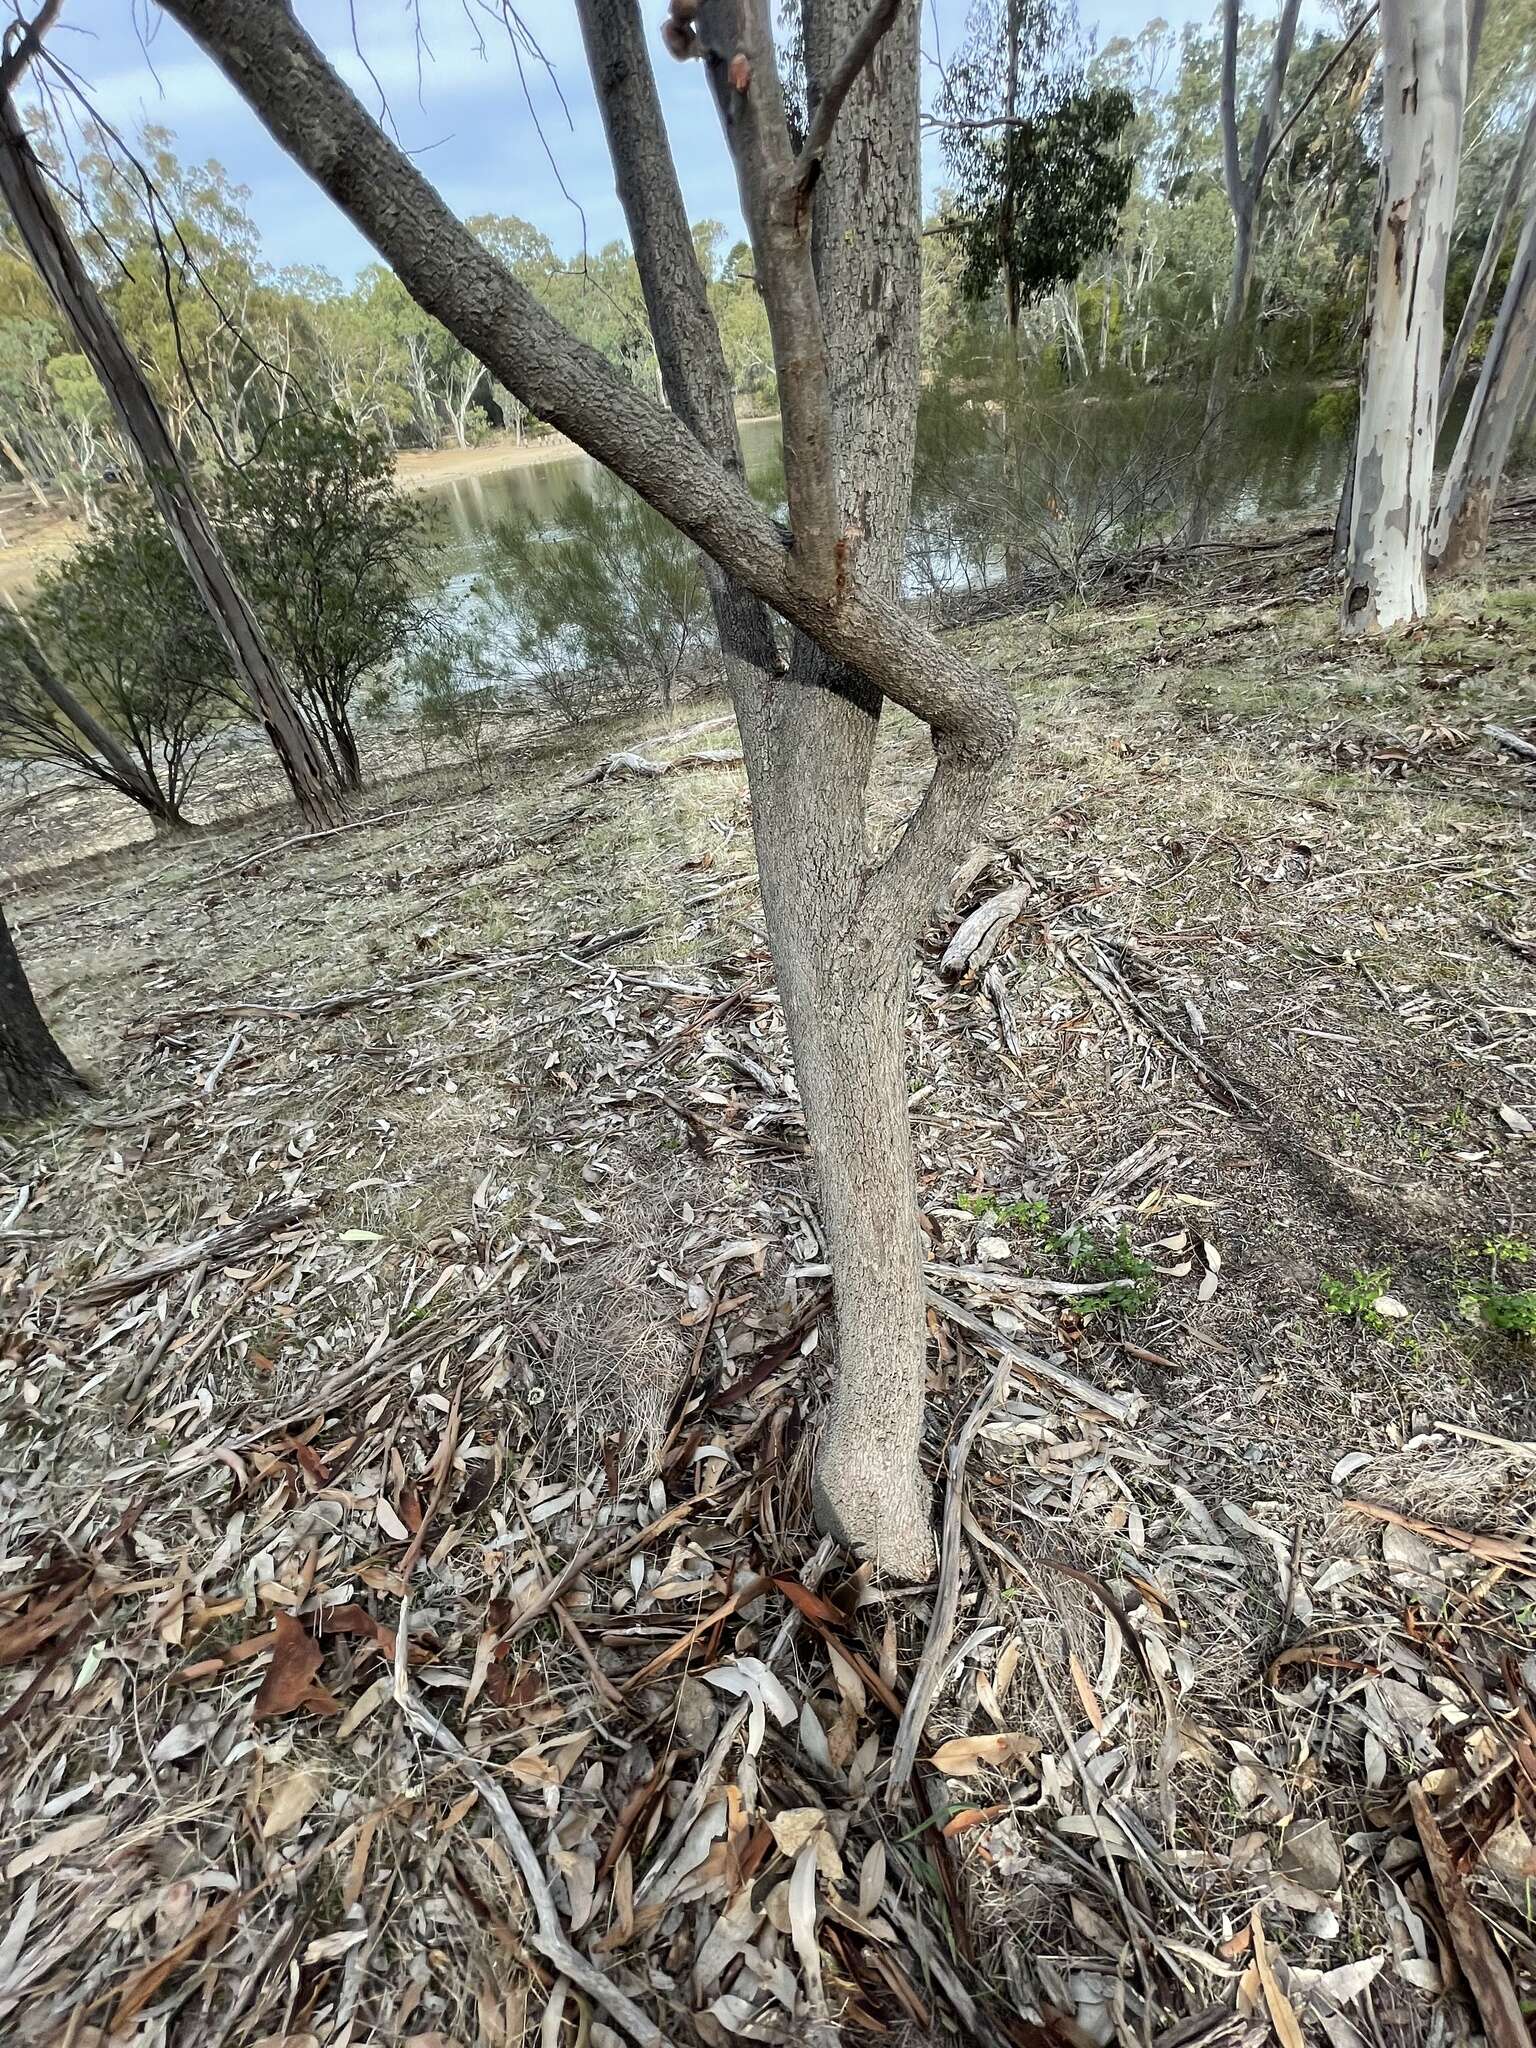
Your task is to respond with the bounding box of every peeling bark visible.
[1340,0,1466,636]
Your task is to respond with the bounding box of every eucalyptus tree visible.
[0,904,76,1122]
[1340,0,1467,636]
[156,0,1020,1574]
[1431,192,1536,572]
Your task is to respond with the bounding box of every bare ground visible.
[1,524,1534,2048]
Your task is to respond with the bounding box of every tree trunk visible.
[167,0,1017,1576]
[0,88,341,824]
[1430,196,1536,573]
[0,430,48,508]
[0,903,77,1121]
[1340,0,1466,636]
[1438,93,1536,417]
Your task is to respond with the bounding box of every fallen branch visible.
[940,881,1031,981]
[399,1689,667,2048]
[886,1347,1013,1806]
[569,746,742,788]
[924,1287,1133,1422]
[76,1200,312,1308]
[1484,721,1536,763]
[1408,1780,1528,2048]
[195,809,409,886]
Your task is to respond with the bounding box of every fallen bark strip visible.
[886,1347,1013,1807]
[923,1287,1133,1422]
[399,1689,668,2048]
[924,1259,1138,1300]
[76,1200,312,1308]
[940,881,1031,982]
[1408,1780,1528,2048]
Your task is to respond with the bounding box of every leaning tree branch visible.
[793,0,905,193]
[0,0,61,96]
[1258,3,1378,181]
[159,1,1015,779]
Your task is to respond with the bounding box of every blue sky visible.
[32,1,1211,280]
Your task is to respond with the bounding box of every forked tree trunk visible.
[1430,197,1536,573]
[1340,0,1466,636]
[157,0,1018,1576]
[1205,0,1302,429]
[0,88,340,825]
[0,903,77,1121]
[1439,95,1536,416]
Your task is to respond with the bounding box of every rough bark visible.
[1438,92,1536,416]
[0,86,340,824]
[0,902,77,1121]
[579,0,962,1574]
[1430,195,1536,573]
[1340,0,1466,636]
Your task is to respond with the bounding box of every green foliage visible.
[2,495,229,819]
[1457,1235,1536,1339]
[213,413,427,790]
[959,1192,1157,1317]
[1319,1268,1399,1337]
[409,615,501,777]
[1307,386,1359,439]
[476,480,711,724]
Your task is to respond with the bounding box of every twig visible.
[194,809,409,885]
[1484,721,1536,763]
[1408,1781,1528,2048]
[923,1287,1133,1421]
[886,1347,1011,1806]
[399,1689,668,2048]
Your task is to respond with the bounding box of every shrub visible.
[214,413,427,790]
[0,497,229,825]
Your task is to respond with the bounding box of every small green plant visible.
[958,1195,1156,1317]
[1320,1267,1402,1337]
[1457,1236,1536,1339]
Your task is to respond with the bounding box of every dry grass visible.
[1,523,1533,2047]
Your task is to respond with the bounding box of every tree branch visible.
[0,0,61,96]
[1259,3,1378,182]
[793,0,905,192]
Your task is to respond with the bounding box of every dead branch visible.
[75,1199,312,1308]
[940,881,1031,981]
[398,1688,668,2048]
[1484,721,1536,763]
[567,746,742,788]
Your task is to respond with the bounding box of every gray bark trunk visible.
[1430,194,1536,572]
[579,0,945,1573]
[1340,0,1466,636]
[164,0,1017,1575]
[0,88,340,825]
[1438,93,1536,416]
[0,902,77,1121]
